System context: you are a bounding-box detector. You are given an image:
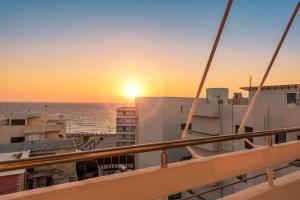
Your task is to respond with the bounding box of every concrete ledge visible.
[2,141,300,200]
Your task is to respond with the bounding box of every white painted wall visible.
[248,87,299,107]
[134,87,300,198]
[135,97,193,169]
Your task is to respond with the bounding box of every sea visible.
[0,102,131,134]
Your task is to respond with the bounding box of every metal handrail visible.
[0,127,299,172]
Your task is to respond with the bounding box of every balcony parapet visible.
[1,127,300,172]
[1,139,300,200]
[220,169,300,200]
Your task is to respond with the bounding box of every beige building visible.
[0,110,66,144]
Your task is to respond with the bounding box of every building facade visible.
[0,151,30,195]
[116,107,137,147]
[134,85,300,199]
[0,109,66,144]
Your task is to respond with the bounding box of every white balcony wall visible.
[2,141,300,200]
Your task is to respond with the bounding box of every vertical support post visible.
[161,150,168,168]
[267,135,274,186]
[160,150,168,200]
[268,135,273,147]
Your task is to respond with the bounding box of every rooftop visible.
[0,151,30,176]
[0,140,74,154]
[241,84,300,91]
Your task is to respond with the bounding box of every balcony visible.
[1,128,300,200]
[24,124,65,134]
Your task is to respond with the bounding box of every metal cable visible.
[237,0,300,148]
[180,0,234,157]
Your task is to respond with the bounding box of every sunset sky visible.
[0,0,299,103]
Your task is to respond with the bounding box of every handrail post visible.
[159,151,169,200]
[268,135,273,147]
[267,135,274,186]
[161,150,168,168]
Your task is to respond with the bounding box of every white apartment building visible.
[242,84,300,107]
[188,84,300,153]
[114,107,137,170]
[135,84,300,199]
[135,97,194,169]
[116,107,137,147]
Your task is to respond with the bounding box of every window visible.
[125,126,135,131]
[117,126,125,132]
[286,92,297,105]
[181,123,192,130]
[11,137,25,143]
[10,119,26,126]
[275,133,286,144]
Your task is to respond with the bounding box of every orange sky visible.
[0,48,299,103]
[0,0,299,103]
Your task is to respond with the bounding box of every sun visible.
[124,83,141,99]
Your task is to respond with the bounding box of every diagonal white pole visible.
[180,0,233,157]
[237,1,300,148]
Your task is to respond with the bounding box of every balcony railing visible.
[1,127,300,200]
[1,127,299,172]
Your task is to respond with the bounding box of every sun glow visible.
[124,83,141,99]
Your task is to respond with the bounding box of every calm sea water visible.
[0,102,130,134]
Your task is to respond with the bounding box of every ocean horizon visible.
[0,102,132,134]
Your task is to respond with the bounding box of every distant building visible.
[0,108,66,144]
[79,107,138,176]
[0,151,30,195]
[111,107,137,170]
[0,140,77,193]
[116,107,137,147]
